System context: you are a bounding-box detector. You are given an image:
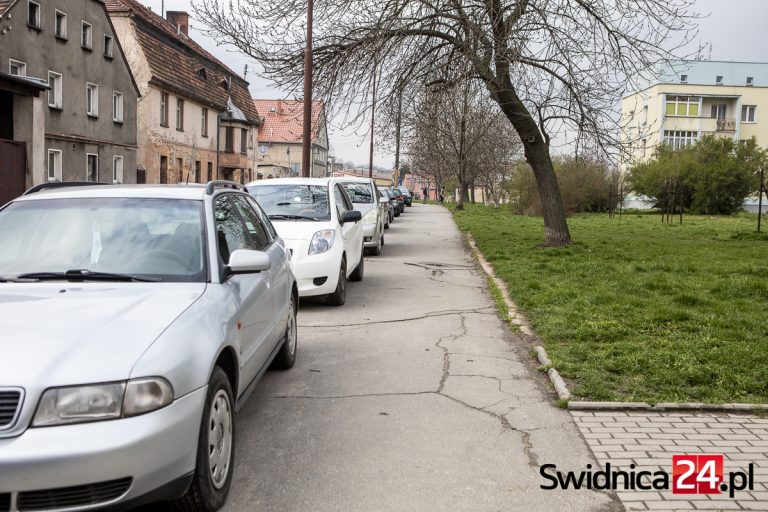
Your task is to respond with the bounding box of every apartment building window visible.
[663,130,697,150]
[680,74,688,83]
[176,98,184,131]
[747,77,754,86]
[104,35,114,58]
[641,139,647,158]
[742,105,757,123]
[160,92,169,126]
[112,91,123,122]
[47,149,62,181]
[47,71,62,109]
[711,104,727,120]
[86,153,99,182]
[112,156,123,183]
[54,10,67,39]
[240,128,247,154]
[81,21,92,49]
[160,156,168,184]
[9,59,26,77]
[225,127,234,153]
[715,76,723,85]
[201,108,208,137]
[27,1,40,29]
[207,162,213,182]
[665,95,699,117]
[86,83,99,116]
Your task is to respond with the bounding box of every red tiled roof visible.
[254,100,325,144]
[0,0,14,14]
[106,0,258,124]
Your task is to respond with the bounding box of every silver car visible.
[339,177,386,256]
[0,181,298,511]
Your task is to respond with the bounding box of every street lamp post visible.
[301,0,313,178]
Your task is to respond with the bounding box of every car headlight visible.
[33,377,173,427]
[362,209,377,225]
[309,229,335,255]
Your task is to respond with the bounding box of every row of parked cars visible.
[0,177,414,512]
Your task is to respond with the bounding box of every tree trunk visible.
[470,179,476,203]
[488,79,571,247]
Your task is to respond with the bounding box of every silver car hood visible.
[0,283,206,387]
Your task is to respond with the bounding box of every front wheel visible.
[172,367,234,512]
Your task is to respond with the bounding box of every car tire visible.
[349,247,365,281]
[172,367,234,512]
[326,259,346,306]
[368,236,382,256]
[270,294,297,370]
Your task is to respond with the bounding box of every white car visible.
[247,178,364,306]
[338,177,387,256]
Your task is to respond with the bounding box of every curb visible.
[463,232,768,414]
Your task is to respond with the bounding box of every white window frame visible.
[665,95,700,117]
[86,153,99,182]
[112,91,123,122]
[201,107,208,137]
[160,92,169,126]
[112,156,123,184]
[742,105,757,123]
[86,82,99,117]
[104,34,113,58]
[663,130,698,150]
[54,10,67,39]
[47,71,62,109]
[27,0,40,28]
[81,21,92,49]
[176,97,184,131]
[9,59,26,77]
[47,149,62,181]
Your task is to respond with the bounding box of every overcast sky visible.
[141,0,768,167]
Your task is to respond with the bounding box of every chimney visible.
[166,11,189,36]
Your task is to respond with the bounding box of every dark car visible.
[398,186,413,207]
[389,187,405,214]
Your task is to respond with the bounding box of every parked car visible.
[247,177,364,306]
[338,177,386,256]
[389,187,405,215]
[0,181,298,512]
[377,186,395,226]
[398,186,413,207]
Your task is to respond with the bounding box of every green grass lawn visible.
[453,205,768,404]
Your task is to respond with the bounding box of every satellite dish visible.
[258,145,268,155]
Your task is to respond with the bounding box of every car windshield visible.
[0,198,206,282]
[341,182,374,204]
[377,188,391,198]
[248,184,330,220]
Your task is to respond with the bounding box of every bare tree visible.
[195,0,699,246]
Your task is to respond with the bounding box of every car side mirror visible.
[227,249,271,274]
[341,210,362,224]
[379,197,389,204]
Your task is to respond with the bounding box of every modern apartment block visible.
[0,0,139,204]
[621,60,768,167]
[106,0,260,185]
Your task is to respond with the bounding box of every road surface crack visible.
[299,307,494,328]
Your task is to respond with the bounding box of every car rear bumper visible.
[0,386,207,510]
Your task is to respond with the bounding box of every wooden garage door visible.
[0,140,27,205]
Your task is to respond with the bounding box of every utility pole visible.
[394,88,402,178]
[368,63,377,179]
[301,0,313,178]
[759,166,764,233]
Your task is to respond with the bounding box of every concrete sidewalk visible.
[222,204,617,511]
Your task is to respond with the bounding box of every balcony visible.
[716,118,737,132]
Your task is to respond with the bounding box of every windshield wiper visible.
[16,270,162,282]
[268,214,320,221]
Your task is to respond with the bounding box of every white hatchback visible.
[247,178,364,306]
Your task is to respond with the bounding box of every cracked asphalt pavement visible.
[221,204,619,512]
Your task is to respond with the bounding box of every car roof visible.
[336,176,375,184]
[246,177,331,187]
[12,184,214,202]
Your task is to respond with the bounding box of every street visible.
[216,204,616,512]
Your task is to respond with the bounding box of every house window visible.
[641,138,647,158]
[715,75,723,85]
[747,77,754,86]
[112,91,123,122]
[104,35,113,58]
[225,127,234,153]
[86,83,99,116]
[663,130,697,150]
[680,74,687,83]
[711,104,727,120]
[201,108,208,137]
[176,98,184,131]
[665,95,699,117]
[47,71,62,109]
[240,128,247,154]
[160,92,169,126]
[47,149,62,181]
[176,157,183,180]
[55,10,67,39]
[195,161,201,183]
[9,59,26,77]
[81,21,92,49]
[112,156,123,183]
[160,156,168,183]
[86,153,99,182]
[207,162,213,182]
[742,105,757,123]
[27,1,40,28]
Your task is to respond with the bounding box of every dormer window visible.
[220,79,228,90]
[715,75,723,85]
[747,77,754,86]
[198,68,207,80]
[680,74,688,83]
[270,107,276,113]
